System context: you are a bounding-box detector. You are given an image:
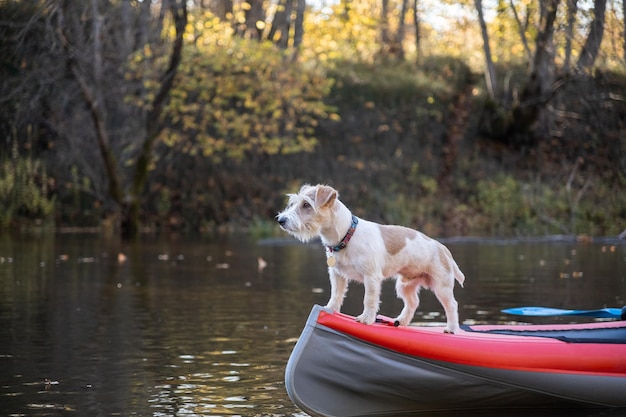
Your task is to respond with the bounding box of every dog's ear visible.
[314,185,337,209]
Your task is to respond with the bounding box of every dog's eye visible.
[302,202,311,209]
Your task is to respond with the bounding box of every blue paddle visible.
[502,306,626,320]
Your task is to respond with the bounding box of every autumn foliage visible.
[1,0,625,237]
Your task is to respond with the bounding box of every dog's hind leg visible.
[433,282,460,334]
[325,270,348,313]
[394,276,421,326]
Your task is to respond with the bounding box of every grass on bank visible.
[0,141,55,230]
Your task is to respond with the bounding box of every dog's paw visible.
[444,325,459,334]
[355,311,376,325]
[324,302,341,312]
[392,316,411,327]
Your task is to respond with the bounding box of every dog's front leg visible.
[325,270,348,312]
[355,276,381,325]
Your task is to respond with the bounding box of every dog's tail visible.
[442,245,465,287]
[454,263,465,287]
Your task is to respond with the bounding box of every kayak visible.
[285,305,626,417]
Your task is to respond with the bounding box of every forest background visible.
[1,0,625,239]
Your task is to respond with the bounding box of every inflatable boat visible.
[285,305,626,417]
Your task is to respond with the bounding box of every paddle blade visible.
[502,306,623,319]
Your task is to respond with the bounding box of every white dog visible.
[277,184,465,333]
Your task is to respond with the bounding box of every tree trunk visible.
[243,0,265,39]
[413,0,421,61]
[206,0,232,20]
[393,0,409,60]
[475,0,497,102]
[563,0,578,73]
[528,0,558,93]
[576,0,607,73]
[125,0,187,238]
[269,0,293,48]
[510,0,559,138]
[279,0,293,49]
[267,0,285,43]
[380,0,390,55]
[291,0,306,59]
[56,0,125,207]
[623,0,626,62]
[477,0,562,146]
[56,0,187,238]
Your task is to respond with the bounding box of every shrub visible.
[0,142,55,229]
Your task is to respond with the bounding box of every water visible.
[1,234,625,416]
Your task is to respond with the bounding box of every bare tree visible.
[413,0,421,61]
[292,0,306,52]
[237,0,266,39]
[393,0,410,60]
[509,0,560,137]
[528,0,559,94]
[563,0,578,72]
[378,0,410,60]
[475,0,562,145]
[57,1,121,204]
[576,0,607,72]
[475,0,497,101]
[129,0,187,237]
[267,0,293,48]
[53,0,188,237]
[0,1,62,152]
[380,0,390,55]
[265,0,306,53]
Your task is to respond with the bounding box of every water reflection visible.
[0,235,624,416]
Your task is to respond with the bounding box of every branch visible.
[573,177,592,207]
[54,1,124,206]
[132,0,187,195]
[508,0,532,61]
[518,75,569,109]
[537,210,570,234]
[546,104,584,120]
[145,0,187,140]
[603,93,626,103]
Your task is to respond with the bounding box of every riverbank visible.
[2,58,625,238]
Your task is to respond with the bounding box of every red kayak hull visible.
[285,305,626,417]
[317,309,626,376]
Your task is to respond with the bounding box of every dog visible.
[277,184,465,333]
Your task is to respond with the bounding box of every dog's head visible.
[277,184,338,242]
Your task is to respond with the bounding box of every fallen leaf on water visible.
[257,257,267,273]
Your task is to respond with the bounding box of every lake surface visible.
[1,234,625,416]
